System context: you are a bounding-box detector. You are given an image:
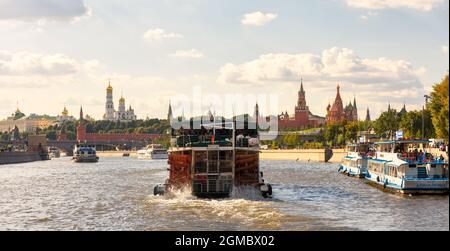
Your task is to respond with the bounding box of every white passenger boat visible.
[48,146,61,159]
[137,144,168,160]
[73,145,99,163]
[339,143,373,178]
[366,140,449,195]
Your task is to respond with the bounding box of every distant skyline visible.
[0,0,449,120]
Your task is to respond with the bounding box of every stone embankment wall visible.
[260,149,346,163]
[0,152,42,165]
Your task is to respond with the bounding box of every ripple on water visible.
[0,158,448,231]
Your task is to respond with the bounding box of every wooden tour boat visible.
[154,115,272,198]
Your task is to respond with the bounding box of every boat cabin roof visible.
[375,140,430,145]
[347,143,372,147]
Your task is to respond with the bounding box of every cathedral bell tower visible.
[104,81,115,121]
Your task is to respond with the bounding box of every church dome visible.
[62,106,69,116]
[106,83,113,93]
[119,96,125,103]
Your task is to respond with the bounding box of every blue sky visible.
[0,0,448,120]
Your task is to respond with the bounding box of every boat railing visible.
[175,135,233,148]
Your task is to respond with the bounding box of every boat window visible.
[397,165,406,177]
[194,151,207,173]
[208,151,219,173]
[387,165,398,177]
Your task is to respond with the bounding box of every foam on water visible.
[145,186,288,230]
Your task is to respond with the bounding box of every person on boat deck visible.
[440,155,445,162]
[408,150,413,157]
[417,150,425,163]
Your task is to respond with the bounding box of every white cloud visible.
[360,11,379,21]
[345,0,444,11]
[217,47,425,106]
[0,51,81,75]
[0,0,90,21]
[169,49,204,59]
[0,50,205,119]
[442,45,449,54]
[143,28,182,42]
[241,11,278,26]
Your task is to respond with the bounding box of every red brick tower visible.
[76,106,86,142]
[294,78,309,128]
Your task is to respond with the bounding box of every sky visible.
[0,0,448,120]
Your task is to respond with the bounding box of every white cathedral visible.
[103,82,137,122]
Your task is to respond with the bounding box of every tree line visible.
[264,74,448,149]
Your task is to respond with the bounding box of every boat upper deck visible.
[372,140,448,165]
[170,115,259,149]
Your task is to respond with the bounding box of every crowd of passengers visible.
[396,148,446,163]
[355,147,446,163]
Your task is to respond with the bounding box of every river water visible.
[0,157,448,231]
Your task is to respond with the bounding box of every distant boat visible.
[48,146,61,159]
[339,143,373,178]
[137,144,168,160]
[73,145,99,163]
[366,140,449,195]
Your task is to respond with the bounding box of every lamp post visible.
[422,95,432,140]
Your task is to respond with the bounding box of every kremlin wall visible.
[2,79,367,139]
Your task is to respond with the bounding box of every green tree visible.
[374,109,399,139]
[324,123,339,146]
[429,75,449,140]
[345,121,359,143]
[399,110,435,139]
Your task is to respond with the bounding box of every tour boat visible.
[338,143,373,178]
[48,146,61,159]
[365,140,449,194]
[73,145,99,163]
[154,116,273,198]
[137,144,168,160]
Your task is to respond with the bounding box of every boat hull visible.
[339,164,366,178]
[365,175,449,195]
[73,156,99,163]
[137,152,168,160]
[339,157,368,178]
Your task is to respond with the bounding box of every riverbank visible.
[0,151,45,165]
[97,149,346,163]
[97,148,448,164]
[97,151,137,158]
[260,149,346,163]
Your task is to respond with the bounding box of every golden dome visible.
[62,106,69,116]
[106,82,113,93]
[119,96,125,103]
